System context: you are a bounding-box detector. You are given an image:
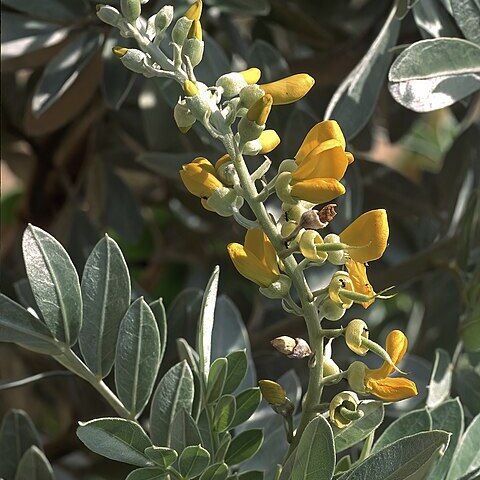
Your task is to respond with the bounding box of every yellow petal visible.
[227,243,279,287]
[366,377,418,401]
[240,67,261,85]
[247,94,273,126]
[259,74,314,105]
[184,79,199,96]
[346,259,375,309]
[185,0,202,20]
[245,229,279,277]
[187,19,202,41]
[215,154,231,170]
[258,129,280,153]
[340,209,389,263]
[367,330,408,380]
[291,178,345,204]
[258,380,287,406]
[295,120,346,163]
[291,140,349,182]
[179,157,223,198]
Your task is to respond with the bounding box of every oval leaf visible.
[170,409,202,453]
[126,467,169,480]
[150,361,194,446]
[224,350,248,394]
[150,298,167,364]
[22,224,82,346]
[207,357,228,404]
[292,415,335,480]
[200,462,229,480]
[426,349,453,409]
[230,388,261,428]
[76,418,152,466]
[144,447,178,468]
[115,298,160,418]
[14,446,54,480]
[179,445,211,478]
[225,430,263,466]
[80,235,131,378]
[214,395,236,433]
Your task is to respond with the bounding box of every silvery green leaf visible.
[446,414,480,480]
[339,431,451,480]
[451,0,480,44]
[207,357,228,404]
[292,415,335,480]
[200,463,229,480]
[197,266,220,382]
[246,40,289,82]
[237,472,263,480]
[170,409,202,453]
[125,467,169,479]
[144,446,177,468]
[76,418,152,466]
[0,410,42,480]
[1,13,70,61]
[22,224,82,346]
[426,349,453,409]
[230,388,261,429]
[224,350,248,394]
[178,445,210,478]
[150,361,194,446]
[388,38,480,112]
[214,395,237,433]
[1,0,89,22]
[372,409,432,454]
[454,367,480,416]
[0,294,60,355]
[324,6,401,140]
[79,235,131,378]
[115,297,160,418]
[225,430,263,466]
[334,401,384,453]
[150,298,167,365]
[458,466,480,480]
[412,0,460,38]
[427,399,464,480]
[32,31,102,116]
[14,446,54,480]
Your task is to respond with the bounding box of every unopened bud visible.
[114,48,153,76]
[205,187,244,217]
[120,0,141,22]
[258,380,294,418]
[329,391,362,429]
[172,16,193,45]
[345,319,369,356]
[184,80,199,96]
[247,94,273,126]
[271,336,312,359]
[239,84,264,108]
[146,5,174,41]
[96,4,122,27]
[187,19,202,40]
[242,130,280,156]
[182,37,204,67]
[185,0,202,20]
[174,101,196,133]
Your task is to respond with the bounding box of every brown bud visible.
[318,204,337,224]
[271,336,312,359]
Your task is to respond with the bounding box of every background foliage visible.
[1,0,479,479]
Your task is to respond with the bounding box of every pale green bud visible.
[205,187,244,217]
[96,4,122,27]
[185,91,211,122]
[114,47,153,76]
[146,5,174,41]
[259,274,292,299]
[174,101,196,133]
[120,0,141,22]
[275,172,295,204]
[172,17,193,46]
[239,84,264,108]
[216,72,248,97]
[182,38,204,67]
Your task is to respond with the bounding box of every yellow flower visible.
[227,229,280,287]
[348,330,418,402]
[340,209,389,263]
[180,157,223,199]
[187,19,202,41]
[259,73,315,105]
[345,259,375,309]
[185,0,202,20]
[288,120,353,205]
[247,94,273,126]
[240,67,261,85]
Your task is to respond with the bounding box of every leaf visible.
[451,0,480,44]
[205,0,270,15]
[150,361,194,446]
[225,430,263,466]
[246,40,289,82]
[197,266,220,382]
[214,395,237,433]
[14,446,54,480]
[339,431,451,480]
[388,38,480,112]
[372,409,432,454]
[426,349,453,409]
[170,409,202,453]
[447,414,480,480]
[32,31,102,116]
[334,401,384,453]
[200,462,229,480]
[149,298,167,367]
[0,294,60,355]
[207,358,228,404]
[0,410,41,480]
[126,468,169,480]
[412,0,460,38]
[115,297,160,418]
[427,399,464,480]
[224,350,248,395]
[76,418,152,466]
[1,0,89,22]
[454,367,480,416]
[292,415,335,480]
[237,472,263,480]
[22,224,82,346]
[230,388,261,428]
[1,13,70,61]
[324,6,401,140]
[144,447,177,468]
[102,30,136,110]
[178,445,211,478]
[79,235,131,378]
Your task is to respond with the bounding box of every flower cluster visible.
[97,0,418,437]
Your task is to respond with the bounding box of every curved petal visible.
[366,330,408,380]
[227,243,278,287]
[244,229,280,277]
[295,120,346,163]
[366,376,418,401]
[340,209,389,263]
[346,259,375,309]
[291,178,345,204]
[291,140,349,182]
[180,157,223,198]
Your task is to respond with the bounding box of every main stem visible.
[222,134,324,453]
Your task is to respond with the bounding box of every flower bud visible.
[239,84,264,108]
[146,5,174,41]
[113,47,153,76]
[275,172,295,204]
[205,186,244,217]
[258,380,295,417]
[322,298,346,321]
[120,0,141,22]
[96,4,122,27]
[347,361,368,394]
[172,16,193,45]
[329,391,362,429]
[271,336,312,359]
[185,0,202,21]
[243,130,280,155]
[174,101,196,133]
[345,319,369,356]
[216,73,248,98]
[240,67,261,85]
[183,79,199,97]
[182,36,204,67]
[259,274,292,299]
[329,271,354,309]
[259,73,315,105]
[323,356,341,376]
